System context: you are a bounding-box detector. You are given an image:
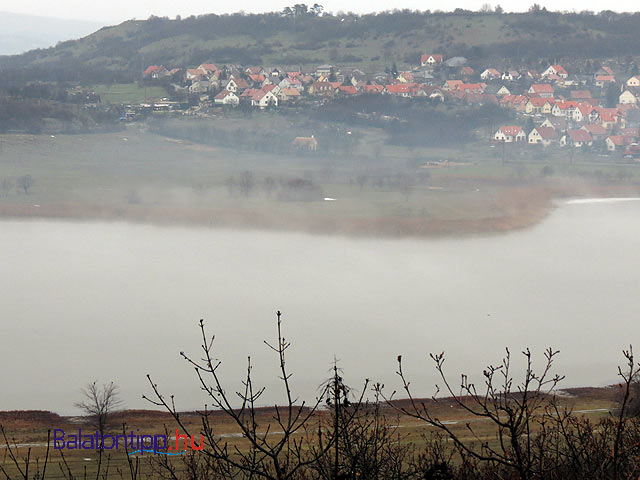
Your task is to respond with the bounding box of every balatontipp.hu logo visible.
[53,429,203,455]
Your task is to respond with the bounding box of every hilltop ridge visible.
[1,9,640,83]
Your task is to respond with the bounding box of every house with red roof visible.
[480,68,501,80]
[249,88,278,108]
[573,103,597,123]
[421,54,443,67]
[398,72,414,83]
[362,84,384,94]
[606,135,626,151]
[525,97,555,114]
[460,66,474,77]
[309,81,334,96]
[524,70,540,80]
[542,65,568,79]
[500,95,529,112]
[277,87,301,102]
[337,85,358,96]
[599,66,615,76]
[198,64,219,76]
[561,129,593,147]
[214,90,239,105]
[385,84,412,97]
[245,66,264,75]
[494,126,526,143]
[581,123,608,141]
[528,126,559,146]
[528,84,554,98]
[143,65,169,78]
[570,90,592,100]
[596,107,620,128]
[457,83,486,93]
[595,75,616,88]
[442,79,463,91]
[248,74,266,84]
[552,100,579,117]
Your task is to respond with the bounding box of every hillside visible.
[1,9,640,83]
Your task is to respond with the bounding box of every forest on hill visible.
[1,7,640,84]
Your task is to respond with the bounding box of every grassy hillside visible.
[0,9,639,83]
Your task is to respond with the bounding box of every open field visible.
[92,84,168,104]
[0,386,622,479]
[0,125,639,237]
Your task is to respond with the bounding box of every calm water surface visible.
[1,199,639,414]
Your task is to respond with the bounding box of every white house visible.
[528,126,559,146]
[224,79,239,93]
[480,68,500,80]
[606,135,625,151]
[561,129,593,147]
[619,90,637,104]
[251,90,278,109]
[542,64,568,78]
[214,90,239,105]
[189,80,210,94]
[494,126,526,143]
[420,54,443,67]
[626,76,640,87]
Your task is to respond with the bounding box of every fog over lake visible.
[1,199,639,414]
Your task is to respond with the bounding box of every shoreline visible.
[0,183,637,238]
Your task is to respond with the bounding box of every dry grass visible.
[0,387,621,479]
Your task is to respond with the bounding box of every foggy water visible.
[1,199,640,414]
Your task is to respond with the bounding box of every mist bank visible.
[1,131,640,238]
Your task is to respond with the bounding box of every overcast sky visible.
[2,0,639,23]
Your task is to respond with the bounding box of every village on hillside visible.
[135,55,640,157]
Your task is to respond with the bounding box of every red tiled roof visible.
[199,63,219,72]
[608,135,625,146]
[533,127,558,140]
[556,101,579,110]
[421,54,443,63]
[143,65,165,76]
[363,84,384,94]
[530,84,554,93]
[338,85,358,95]
[499,126,523,136]
[568,129,592,142]
[214,90,234,99]
[570,90,592,99]
[385,84,411,94]
[582,124,607,135]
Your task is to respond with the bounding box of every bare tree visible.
[75,381,123,440]
[0,426,51,480]
[381,347,565,480]
[238,171,255,197]
[144,312,361,480]
[0,178,12,197]
[17,175,33,195]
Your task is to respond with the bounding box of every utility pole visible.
[502,140,506,166]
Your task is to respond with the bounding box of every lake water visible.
[1,199,640,414]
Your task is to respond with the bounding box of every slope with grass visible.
[1,10,639,84]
